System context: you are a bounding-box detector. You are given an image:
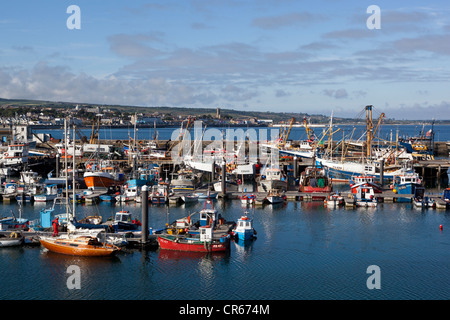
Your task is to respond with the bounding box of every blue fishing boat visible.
[110,211,141,231]
[99,194,116,202]
[127,164,159,188]
[442,188,450,208]
[0,203,29,231]
[392,171,422,203]
[231,213,256,241]
[72,216,108,230]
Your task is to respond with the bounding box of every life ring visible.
[4,153,8,157]
[10,232,18,238]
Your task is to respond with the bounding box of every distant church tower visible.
[216,107,221,119]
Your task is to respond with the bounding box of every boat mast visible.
[64,118,69,222]
[73,124,76,218]
[366,105,373,159]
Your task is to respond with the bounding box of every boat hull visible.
[259,180,287,192]
[266,195,285,204]
[233,230,254,241]
[84,174,124,189]
[157,235,229,252]
[300,186,332,193]
[0,235,24,247]
[356,200,378,207]
[34,194,58,202]
[40,238,119,256]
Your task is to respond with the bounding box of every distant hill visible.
[1,97,448,125]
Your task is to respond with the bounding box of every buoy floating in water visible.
[439,225,443,231]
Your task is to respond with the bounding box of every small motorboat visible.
[180,194,199,204]
[324,193,344,207]
[240,194,255,205]
[0,231,24,247]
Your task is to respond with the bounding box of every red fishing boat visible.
[299,166,332,193]
[349,175,382,194]
[158,226,230,252]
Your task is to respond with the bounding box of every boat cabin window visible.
[116,214,130,222]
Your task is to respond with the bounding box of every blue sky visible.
[1,0,450,119]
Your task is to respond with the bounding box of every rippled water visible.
[1,199,449,300]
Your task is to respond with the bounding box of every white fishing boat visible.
[115,186,139,202]
[170,169,200,191]
[258,167,288,192]
[0,142,30,166]
[355,185,378,207]
[324,193,344,207]
[180,193,199,203]
[34,184,60,202]
[266,189,286,204]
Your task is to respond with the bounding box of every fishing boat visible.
[72,215,107,230]
[148,184,168,204]
[84,162,125,190]
[195,191,218,200]
[110,211,141,231]
[0,205,29,231]
[231,213,256,241]
[355,185,378,207]
[240,193,255,205]
[349,175,382,194]
[392,171,422,203]
[34,184,60,202]
[170,169,200,191]
[0,142,30,167]
[266,189,286,204]
[299,166,332,193]
[0,231,24,247]
[324,193,344,207]
[115,186,139,202]
[165,198,234,236]
[157,226,230,252]
[126,165,159,188]
[180,193,199,204]
[39,236,120,257]
[16,191,34,203]
[258,167,288,192]
[99,194,116,202]
[413,186,435,208]
[1,182,18,200]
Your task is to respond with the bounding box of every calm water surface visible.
[1,198,449,300]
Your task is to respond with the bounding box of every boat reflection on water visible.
[157,248,229,261]
[233,236,256,248]
[40,247,122,263]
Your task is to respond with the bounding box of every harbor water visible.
[1,198,449,300]
[34,124,450,142]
